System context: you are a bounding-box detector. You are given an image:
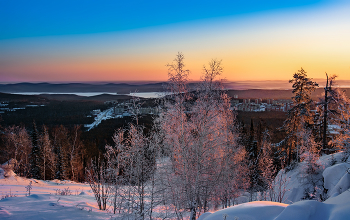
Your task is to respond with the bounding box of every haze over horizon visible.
[2,79,350,91]
[1,0,350,83]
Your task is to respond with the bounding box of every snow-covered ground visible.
[199,191,350,220]
[199,152,350,220]
[1,153,350,220]
[85,107,115,131]
[0,174,112,219]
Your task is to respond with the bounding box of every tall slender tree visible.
[318,74,348,153]
[29,121,42,179]
[282,68,318,164]
[329,88,350,158]
[39,125,55,180]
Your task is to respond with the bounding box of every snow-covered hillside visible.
[0,172,112,219]
[1,153,350,220]
[199,152,350,220]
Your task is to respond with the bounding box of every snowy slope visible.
[199,152,350,220]
[274,152,347,204]
[0,170,111,220]
[197,201,288,220]
[1,153,350,220]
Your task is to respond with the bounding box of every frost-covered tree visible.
[298,128,323,201]
[270,169,290,203]
[258,130,276,201]
[316,74,346,152]
[282,68,318,164]
[68,125,84,181]
[246,119,264,201]
[160,54,240,219]
[329,88,350,159]
[38,125,55,180]
[4,125,32,177]
[51,125,84,181]
[104,124,156,219]
[216,145,249,208]
[86,156,113,211]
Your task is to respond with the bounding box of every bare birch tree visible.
[86,156,113,210]
[38,125,56,180]
[160,55,240,220]
[4,126,32,177]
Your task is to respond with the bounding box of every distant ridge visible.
[1,82,349,100]
[0,82,167,94]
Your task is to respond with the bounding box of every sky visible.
[0,0,349,83]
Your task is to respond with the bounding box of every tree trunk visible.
[323,73,329,152]
[190,205,196,220]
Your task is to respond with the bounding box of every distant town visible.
[230,96,292,112]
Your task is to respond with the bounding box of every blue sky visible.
[1,0,349,83]
[1,0,325,39]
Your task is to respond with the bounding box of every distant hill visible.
[0,92,49,102]
[0,92,133,102]
[0,82,167,94]
[38,93,132,102]
[1,82,349,101]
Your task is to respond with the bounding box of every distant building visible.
[92,109,101,116]
[254,99,262,104]
[231,99,239,105]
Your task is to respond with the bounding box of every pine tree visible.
[283,68,318,164]
[52,125,69,180]
[318,74,349,153]
[29,122,42,179]
[329,88,350,159]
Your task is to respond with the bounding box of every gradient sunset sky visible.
[0,0,349,83]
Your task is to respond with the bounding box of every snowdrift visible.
[199,152,350,220]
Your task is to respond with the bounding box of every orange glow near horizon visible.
[1,2,349,83]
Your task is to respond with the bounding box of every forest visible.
[1,53,350,220]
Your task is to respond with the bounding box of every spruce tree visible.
[29,121,42,179]
[283,68,318,164]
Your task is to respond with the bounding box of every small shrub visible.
[1,190,17,200]
[25,181,32,196]
[55,187,72,196]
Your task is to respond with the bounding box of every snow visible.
[272,152,346,204]
[199,152,350,220]
[0,171,111,220]
[198,201,287,220]
[324,190,350,220]
[85,107,114,131]
[1,152,350,220]
[200,189,350,220]
[323,162,350,197]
